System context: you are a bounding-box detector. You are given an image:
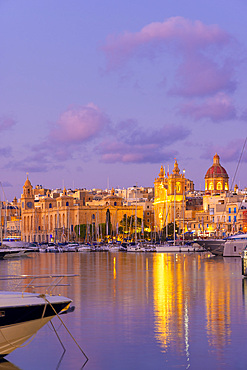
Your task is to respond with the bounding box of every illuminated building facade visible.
[21,177,143,243]
[205,153,229,194]
[153,159,194,232]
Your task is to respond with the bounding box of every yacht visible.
[223,233,247,257]
[156,243,202,253]
[0,274,74,358]
[194,239,226,256]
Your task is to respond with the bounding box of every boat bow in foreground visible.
[0,274,74,358]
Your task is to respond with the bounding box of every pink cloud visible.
[179,93,236,121]
[103,16,236,98]
[97,139,176,164]
[103,17,229,66]
[0,117,16,132]
[96,122,189,164]
[171,55,236,97]
[50,104,109,144]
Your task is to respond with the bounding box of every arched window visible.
[49,203,52,208]
[66,202,69,207]
[114,202,117,206]
[92,214,95,220]
[217,182,222,190]
[209,182,214,190]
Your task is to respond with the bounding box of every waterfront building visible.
[153,154,247,238]
[204,153,229,194]
[153,159,194,234]
[21,176,144,243]
[0,197,21,240]
[187,154,247,237]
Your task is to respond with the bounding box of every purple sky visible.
[0,0,246,201]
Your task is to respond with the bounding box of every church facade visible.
[153,159,194,232]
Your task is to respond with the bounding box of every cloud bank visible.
[103,16,238,122]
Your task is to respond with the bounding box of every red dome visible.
[205,165,228,178]
[205,153,228,179]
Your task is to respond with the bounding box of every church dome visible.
[24,175,32,187]
[205,153,228,179]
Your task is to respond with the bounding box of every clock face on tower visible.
[27,201,33,209]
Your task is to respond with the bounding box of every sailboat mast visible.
[174,181,176,246]
[135,187,137,244]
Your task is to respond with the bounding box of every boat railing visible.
[0,274,78,295]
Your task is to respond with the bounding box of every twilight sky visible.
[0,0,246,200]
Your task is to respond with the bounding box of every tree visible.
[161,222,180,240]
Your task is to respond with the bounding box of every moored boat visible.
[156,244,202,253]
[0,291,71,357]
[195,239,225,256]
[0,274,75,358]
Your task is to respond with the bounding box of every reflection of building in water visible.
[153,253,196,354]
[153,253,233,358]
[204,262,231,348]
[153,254,233,355]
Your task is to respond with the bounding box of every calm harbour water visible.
[0,251,247,370]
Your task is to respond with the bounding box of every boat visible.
[77,244,92,252]
[194,239,226,256]
[223,233,247,257]
[0,274,75,358]
[156,243,202,253]
[0,247,34,259]
[197,233,247,256]
[127,244,145,252]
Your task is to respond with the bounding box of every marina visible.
[1,252,247,369]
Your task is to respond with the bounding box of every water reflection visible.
[152,253,243,362]
[0,253,245,369]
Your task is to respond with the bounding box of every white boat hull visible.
[0,316,52,356]
[0,291,71,357]
[156,245,201,253]
[223,240,247,257]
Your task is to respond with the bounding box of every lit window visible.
[217,182,222,190]
[209,182,214,190]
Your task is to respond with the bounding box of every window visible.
[147,212,150,216]
[92,214,95,220]
[114,202,117,206]
[234,216,237,222]
[49,203,52,208]
[229,216,231,222]
[66,202,69,206]
[234,246,236,252]
[229,208,231,213]
[217,182,222,190]
[234,207,236,213]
